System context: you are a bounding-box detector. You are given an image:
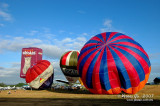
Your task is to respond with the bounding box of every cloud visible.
[0,23,4,27]
[37,44,65,59]
[100,19,112,32]
[69,32,74,35]
[59,30,65,34]
[0,3,12,21]
[0,59,65,84]
[100,19,123,33]
[0,35,87,59]
[27,30,39,36]
[0,31,88,84]
[26,29,56,40]
[149,53,160,60]
[54,36,87,51]
[0,63,20,77]
[0,67,4,70]
[80,33,88,36]
[104,19,112,28]
[25,28,87,53]
[0,37,42,52]
[0,69,17,77]
[61,38,73,43]
[0,64,25,84]
[0,2,9,8]
[0,10,12,21]
[51,61,66,81]
[148,63,160,82]
[11,62,21,68]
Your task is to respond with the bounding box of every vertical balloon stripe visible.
[113,46,145,82]
[113,45,149,75]
[86,50,101,88]
[92,47,105,94]
[36,63,46,71]
[81,50,97,87]
[106,46,121,94]
[111,46,141,88]
[34,65,43,75]
[99,47,111,91]
[76,51,80,66]
[79,49,97,77]
[81,47,104,86]
[106,32,118,42]
[104,32,111,42]
[69,51,74,66]
[100,32,107,43]
[109,46,132,89]
[69,51,77,66]
[61,51,71,65]
[73,51,78,66]
[66,51,73,66]
[115,44,150,67]
[78,47,95,66]
[78,48,97,77]
[61,51,79,67]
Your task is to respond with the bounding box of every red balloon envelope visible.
[78,32,151,94]
[26,60,54,89]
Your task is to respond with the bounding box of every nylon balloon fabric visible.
[60,51,80,83]
[77,32,151,94]
[26,60,54,89]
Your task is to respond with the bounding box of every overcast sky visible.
[0,0,160,84]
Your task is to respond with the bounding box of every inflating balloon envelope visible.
[59,51,80,85]
[26,60,54,89]
[20,47,42,78]
[78,32,151,94]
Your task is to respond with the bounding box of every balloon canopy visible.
[60,51,79,84]
[78,32,151,94]
[20,47,42,78]
[26,60,54,89]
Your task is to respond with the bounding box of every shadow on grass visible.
[0,98,159,106]
[24,87,92,94]
[48,88,92,94]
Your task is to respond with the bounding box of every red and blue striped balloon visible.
[77,32,151,94]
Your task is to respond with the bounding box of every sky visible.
[0,0,160,84]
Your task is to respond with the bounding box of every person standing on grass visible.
[8,91,11,94]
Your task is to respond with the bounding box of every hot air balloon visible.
[60,51,79,84]
[78,32,151,94]
[26,60,54,89]
[20,47,42,78]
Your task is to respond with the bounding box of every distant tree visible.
[154,77,160,84]
[0,83,7,87]
[15,83,27,87]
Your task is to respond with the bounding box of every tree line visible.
[0,83,27,87]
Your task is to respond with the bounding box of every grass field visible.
[0,85,160,105]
